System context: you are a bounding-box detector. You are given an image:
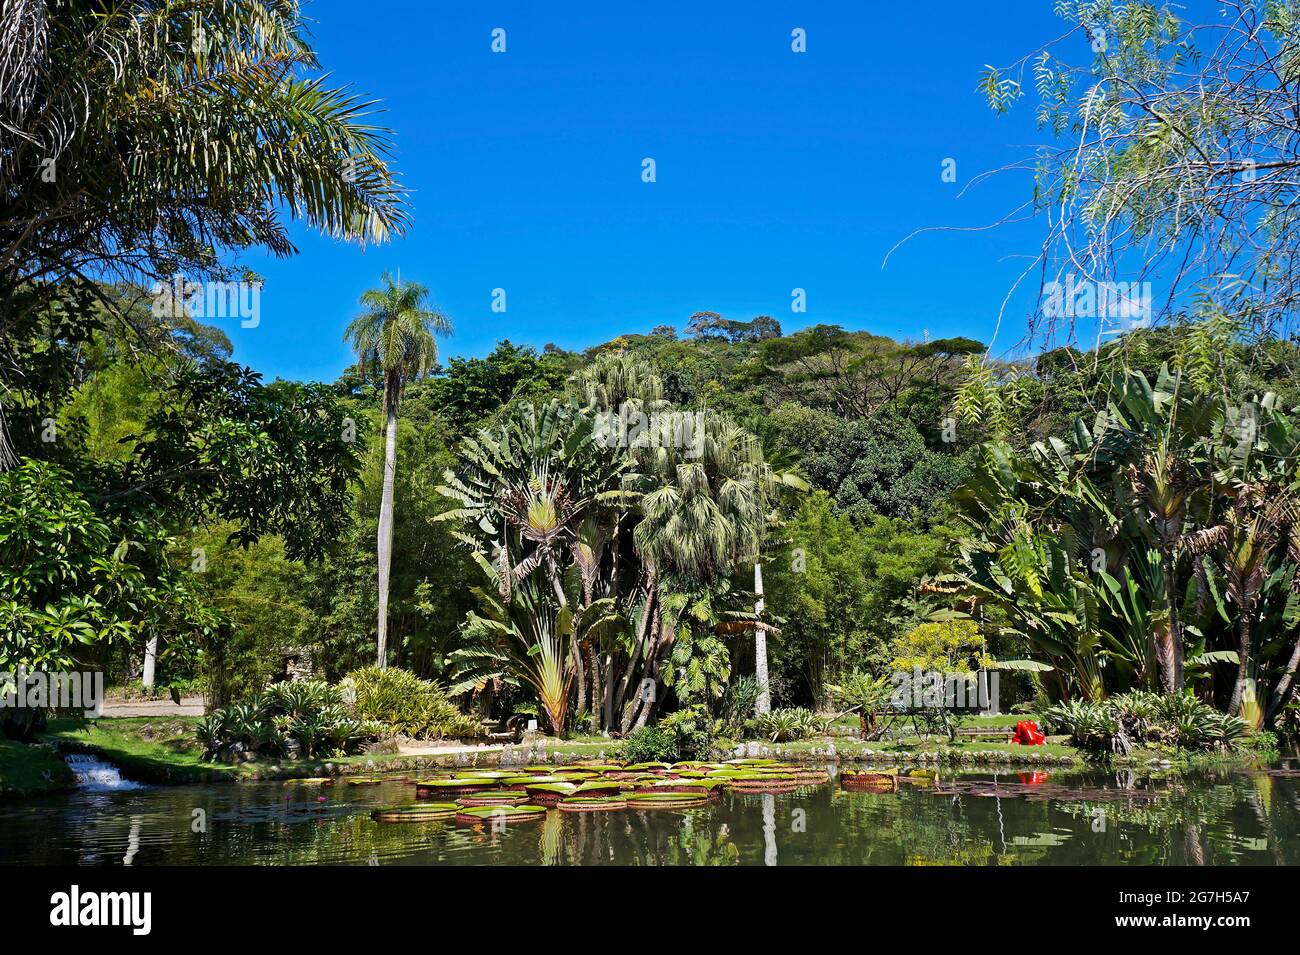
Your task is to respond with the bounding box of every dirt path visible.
[98,696,206,718]
[395,741,507,757]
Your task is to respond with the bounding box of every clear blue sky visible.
[236,0,1073,383]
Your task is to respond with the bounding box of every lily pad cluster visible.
[369,758,830,823]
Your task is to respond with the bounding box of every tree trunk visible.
[754,562,771,714]
[588,643,604,735]
[141,633,158,689]
[1163,551,1184,690]
[375,388,399,670]
[612,573,656,723]
[572,638,586,730]
[1152,617,1176,694]
[624,601,664,734]
[602,651,616,733]
[1228,604,1253,715]
[629,608,670,738]
[1266,628,1300,722]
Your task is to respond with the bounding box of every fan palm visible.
[618,412,781,728]
[344,272,451,668]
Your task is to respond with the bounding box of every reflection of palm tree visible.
[761,793,778,866]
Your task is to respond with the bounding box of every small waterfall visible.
[64,753,144,792]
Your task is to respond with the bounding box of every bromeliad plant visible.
[1043,692,1248,755]
[196,680,379,762]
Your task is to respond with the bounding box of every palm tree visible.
[622,411,777,730]
[344,272,451,668]
[2,0,409,467]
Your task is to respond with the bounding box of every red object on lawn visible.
[1009,720,1045,746]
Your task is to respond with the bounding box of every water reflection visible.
[0,766,1297,866]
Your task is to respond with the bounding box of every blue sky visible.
[237,0,1075,383]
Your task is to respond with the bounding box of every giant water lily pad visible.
[456,790,528,807]
[572,780,623,795]
[557,796,628,812]
[415,778,497,797]
[841,770,898,793]
[626,792,710,809]
[455,805,547,824]
[506,774,569,787]
[372,803,459,823]
[641,779,721,795]
[523,782,579,806]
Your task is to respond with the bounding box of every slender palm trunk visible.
[1162,550,1184,690]
[587,642,604,734]
[602,651,616,733]
[572,638,586,729]
[1152,617,1176,695]
[1266,628,1300,722]
[754,562,771,714]
[628,602,666,733]
[613,571,656,724]
[1228,601,1253,715]
[375,386,398,670]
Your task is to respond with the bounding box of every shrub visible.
[341,666,480,739]
[196,679,379,762]
[746,707,826,743]
[825,671,897,740]
[1041,699,1118,752]
[619,725,679,763]
[717,675,762,736]
[619,705,715,762]
[1043,692,1249,754]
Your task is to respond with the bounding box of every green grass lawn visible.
[45,716,240,785]
[0,736,75,795]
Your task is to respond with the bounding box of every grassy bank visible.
[47,717,241,785]
[0,736,76,796]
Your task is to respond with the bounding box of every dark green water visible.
[2,763,1298,865]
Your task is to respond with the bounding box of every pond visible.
[2,762,1298,865]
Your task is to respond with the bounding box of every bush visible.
[196,679,379,762]
[746,707,827,743]
[341,666,480,739]
[619,725,679,763]
[717,676,762,737]
[1042,692,1249,754]
[619,705,715,762]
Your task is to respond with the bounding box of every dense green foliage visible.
[1043,692,1249,755]
[6,0,1300,757]
[195,680,378,762]
[342,666,479,739]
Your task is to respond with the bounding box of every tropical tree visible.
[439,352,800,736]
[344,273,451,668]
[620,410,788,730]
[978,2,1300,344]
[947,359,1300,727]
[1,0,406,294]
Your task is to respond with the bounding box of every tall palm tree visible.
[622,412,777,730]
[344,272,451,668]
